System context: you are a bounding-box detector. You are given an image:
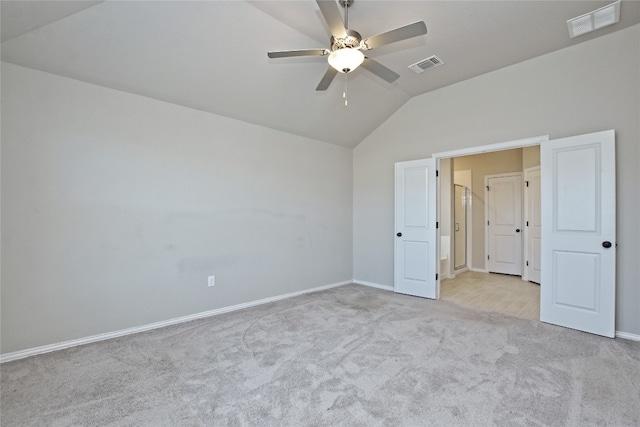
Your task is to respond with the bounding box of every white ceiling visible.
[2,0,639,148]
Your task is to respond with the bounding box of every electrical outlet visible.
[208,275,215,287]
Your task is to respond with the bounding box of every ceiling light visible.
[567,1,621,38]
[328,48,365,73]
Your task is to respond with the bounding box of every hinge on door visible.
[486,185,489,191]
[487,255,490,260]
[487,220,490,226]
[436,273,439,280]
[526,181,529,187]
[436,170,439,177]
[436,222,439,228]
[526,221,529,226]
[526,261,529,266]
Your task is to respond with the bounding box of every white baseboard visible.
[0,280,352,364]
[6,278,633,362]
[615,331,640,342]
[470,268,488,273]
[352,279,394,292]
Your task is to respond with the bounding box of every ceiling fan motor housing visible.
[330,29,362,52]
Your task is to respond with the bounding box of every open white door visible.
[540,130,616,337]
[394,158,438,299]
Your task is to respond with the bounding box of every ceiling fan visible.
[267,0,427,91]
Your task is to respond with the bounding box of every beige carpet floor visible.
[2,284,638,426]
[441,271,540,320]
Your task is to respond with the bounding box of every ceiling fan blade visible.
[361,21,427,50]
[316,66,338,91]
[268,49,328,59]
[361,57,400,83]
[316,0,347,38]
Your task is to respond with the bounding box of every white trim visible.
[436,157,442,298]
[353,279,394,292]
[0,280,351,363]
[4,277,633,361]
[470,268,488,273]
[615,331,640,342]
[523,166,541,283]
[434,135,549,159]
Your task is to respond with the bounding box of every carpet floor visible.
[1,284,639,426]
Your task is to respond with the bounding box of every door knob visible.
[602,241,612,248]
[396,232,402,237]
[515,229,521,233]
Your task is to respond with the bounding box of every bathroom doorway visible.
[439,144,541,320]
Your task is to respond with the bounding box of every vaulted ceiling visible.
[2,1,639,148]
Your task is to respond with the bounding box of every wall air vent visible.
[567,0,621,38]
[408,55,443,74]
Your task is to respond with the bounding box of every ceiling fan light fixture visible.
[328,48,365,73]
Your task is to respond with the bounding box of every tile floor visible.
[440,271,540,320]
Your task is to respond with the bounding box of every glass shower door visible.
[454,184,468,270]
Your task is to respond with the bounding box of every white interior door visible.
[486,174,522,275]
[394,158,438,299]
[540,130,616,337]
[525,167,541,284]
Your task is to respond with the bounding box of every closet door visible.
[486,173,523,275]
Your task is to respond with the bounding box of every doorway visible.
[395,131,617,337]
[437,138,544,320]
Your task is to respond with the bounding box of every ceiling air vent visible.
[567,0,621,38]
[408,55,443,74]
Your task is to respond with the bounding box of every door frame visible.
[433,135,549,298]
[523,166,541,283]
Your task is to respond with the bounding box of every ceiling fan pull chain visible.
[344,73,348,107]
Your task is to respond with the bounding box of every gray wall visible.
[1,63,353,353]
[2,25,639,354]
[353,25,640,336]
